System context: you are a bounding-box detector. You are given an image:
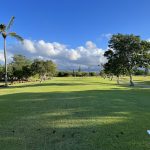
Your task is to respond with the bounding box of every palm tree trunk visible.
[3,38,8,86]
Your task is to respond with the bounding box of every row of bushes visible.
[56,71,98,77]
[134,69,150,75]
[48,69,150,78]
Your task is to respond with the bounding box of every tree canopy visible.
[31,59,57,82]
[0,55,57,83]
[104,34,150,86]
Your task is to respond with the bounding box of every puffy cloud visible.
[68,49,81,61]
[0,39,107,71]
[23,39,36,53]
[0,50,13,63]
[86,41,97,49]
[0,51,4,62]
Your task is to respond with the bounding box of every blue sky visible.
[0,0,150,70]
[1,0,150,48]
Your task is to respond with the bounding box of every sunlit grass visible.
[0,77,150,150]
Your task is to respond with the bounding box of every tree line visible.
[0,55,57,83]
[1,53,148,84]
[0,54,102,83]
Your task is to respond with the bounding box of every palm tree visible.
[0,16,23,86]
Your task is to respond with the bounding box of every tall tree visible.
[105,34,150,86]
[104,49,126,84]
[31,59,57,82]
[0,16,23,86]
[10,55,32,81]
[138,41,150,75]
[12,54,31,70]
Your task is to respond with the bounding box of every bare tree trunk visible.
[129,73,134,86]
[103,75,106,79]
[3,38,8,87]
[117,76,120,85]
[40,74,46,83]
[40,75,43,83]
[110,75,113,81]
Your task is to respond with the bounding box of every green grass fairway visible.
[0,77,150,150]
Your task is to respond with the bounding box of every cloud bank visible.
[0,39,107,71]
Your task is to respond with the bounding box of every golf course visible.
[0,76,150,150]
[1,0,150,150]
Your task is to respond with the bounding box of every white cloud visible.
[86,41,97,49]
[0,50,13,63]
[0,39,107,71]
[68,49,81,61]
[0,51,4,62]
[23,39,36,53]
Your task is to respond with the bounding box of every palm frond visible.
[6,16,15,31]
[8,32,24,42]
[0,24,6,32]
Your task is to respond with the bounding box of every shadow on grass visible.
[3,81,117,89]
[135,80,150,85]
[7,82,90,88]
[0,88,150,150]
